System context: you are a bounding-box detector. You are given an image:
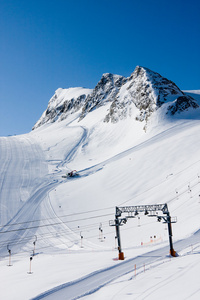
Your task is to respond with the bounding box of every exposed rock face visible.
[104,66,187,123]
[167,95,199,115]
[33,66,199,130]
[79,73,127,120]
[33,87,92,129]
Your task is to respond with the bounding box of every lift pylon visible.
[109,203,177,260]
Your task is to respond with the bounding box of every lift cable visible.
[0,207,113,229]
[0,212,113,234]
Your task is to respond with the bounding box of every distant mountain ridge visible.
[33,66,199,130]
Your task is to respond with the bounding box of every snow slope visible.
[1,84,200,299]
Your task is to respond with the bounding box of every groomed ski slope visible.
[0,91,200,299]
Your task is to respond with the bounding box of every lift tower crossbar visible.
[110,203,177,260]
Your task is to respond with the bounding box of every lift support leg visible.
[167,213,177,257]
[115,215,124,260]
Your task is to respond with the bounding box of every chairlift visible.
[7,245,11,254]
[112,204,177,259]
[157,216,162,222]
[148,211,158,217]
[122,218,127,225]
[126,212,135,218]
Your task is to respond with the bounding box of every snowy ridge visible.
[33,67,199,131]
[105,66,198,124]
[79,73,127,120]
[1,69,200,299]
[33,87,92,129]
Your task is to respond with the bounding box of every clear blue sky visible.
[1,0,200,136]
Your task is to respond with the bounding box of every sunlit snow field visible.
[0,91,200,299]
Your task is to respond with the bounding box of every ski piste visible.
[1,88,200,299]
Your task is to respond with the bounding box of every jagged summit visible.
[129,66,183,102]
[79,72,127,120]
[104,66,186,123]
[33,66,199,130]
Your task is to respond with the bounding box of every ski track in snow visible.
[0,124,97,258]
[0,135,78,257]
[77,119,199,182]
[31,118,200,299]
[61,126,88,167]
[1,112,200,299]
[32,231,200,300]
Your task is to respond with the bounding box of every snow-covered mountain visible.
[33,66,198,130]
[80,73,127,120]
[1,66,200,299]
[33,87,92,129]
[104,66,198,123]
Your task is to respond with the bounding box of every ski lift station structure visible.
[110,203,177,260]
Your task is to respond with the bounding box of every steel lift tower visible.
[110,203,177,260]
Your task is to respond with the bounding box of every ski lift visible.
[126,212,135,218]
[7,245,11,254]
[7,245,12,266]
[33,235,37,256]
[148,211,158,217]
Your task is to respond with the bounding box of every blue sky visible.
[1,0,200,136]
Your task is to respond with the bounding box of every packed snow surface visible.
[1,87,200,299]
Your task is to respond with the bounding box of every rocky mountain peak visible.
[127,66,184,106]
[104,66,198,124]
[33,66,199,130]
[79,73,127,120]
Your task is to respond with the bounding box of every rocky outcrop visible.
[167,95,199,115]
[33,87,92,129]
[33,66,199,130]
[104,66,190,123]
[79,73,127,120]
